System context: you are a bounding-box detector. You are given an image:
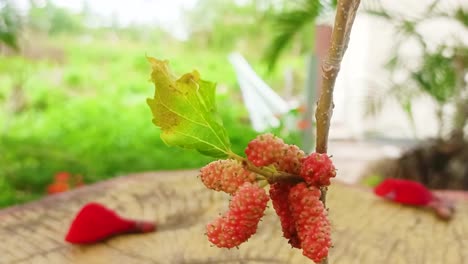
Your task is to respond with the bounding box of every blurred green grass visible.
[0,34,303,207]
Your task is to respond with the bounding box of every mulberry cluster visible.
[200,133,335,263]
[206,182,269,248]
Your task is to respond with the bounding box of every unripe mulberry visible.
[289,183,331,263]
[245,133,286,166]
[200,159,256,194]
[269,182,300,248]
[274,144,305,175]
[300,153,336,187]
[206,182,269,248]
[245,133,305,174]
[300,214,332,263]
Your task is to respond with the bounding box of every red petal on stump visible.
[374,178,434,206]
[65,202,156,244]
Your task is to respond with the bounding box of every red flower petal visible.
[55,172,71,182]
[374,178,434,206]
[65,203,156,244]
[47,182,70,194]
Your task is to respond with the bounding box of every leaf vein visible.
[180,78,230,151]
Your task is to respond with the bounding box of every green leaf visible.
[146,57,231,158]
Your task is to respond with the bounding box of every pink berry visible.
[200,159,256,194]
[300,153,336,187]
[206,182,269,248]
[274,144,305,175]
[300,214,332,263]
[289,183,331,263]
[245,133,285,166]
[245,133,305,174]
[269,182,301,248]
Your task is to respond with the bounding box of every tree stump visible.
[0,170,467,264]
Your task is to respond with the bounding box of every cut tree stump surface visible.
[0,169,467,264]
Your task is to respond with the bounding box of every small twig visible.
[316,0,361,155]
[228,151,303,183]
[266,173,303,185]
[315,0,361,263]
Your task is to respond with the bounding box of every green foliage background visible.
[0,1,306,207]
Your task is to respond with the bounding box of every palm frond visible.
[265,0,323,71]
[455,8,468,27]
[362,0,393,20]
[0,2,21,50]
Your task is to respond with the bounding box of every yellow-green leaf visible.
[146,57,231,158]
